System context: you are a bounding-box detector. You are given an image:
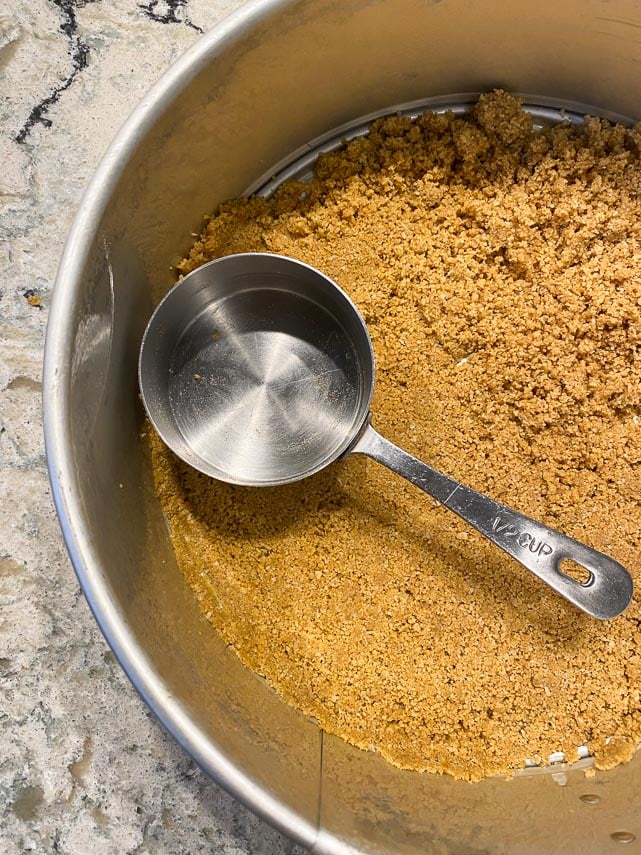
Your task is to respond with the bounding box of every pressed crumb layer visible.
[150,91,641,781]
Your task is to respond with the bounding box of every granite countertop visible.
[1,2,303,852]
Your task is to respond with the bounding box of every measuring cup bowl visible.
[139,253,373,485]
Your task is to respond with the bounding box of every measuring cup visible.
[139,253,633,620]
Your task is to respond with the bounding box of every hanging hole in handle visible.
[559,558,593,586]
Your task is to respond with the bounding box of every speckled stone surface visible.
[1,2,305,852]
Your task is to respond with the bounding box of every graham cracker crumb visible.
[25,291,41,307]
[151,91,641,782]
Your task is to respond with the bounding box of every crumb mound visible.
[151,91,641,782]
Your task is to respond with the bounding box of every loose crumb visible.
[150,91,641,782]
[25,291,41,307]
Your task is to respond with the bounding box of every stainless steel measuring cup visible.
[139,253,633,620]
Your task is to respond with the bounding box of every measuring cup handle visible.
[351,422,633,620]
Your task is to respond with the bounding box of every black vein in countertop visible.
[15,0,98,144]
[138,0,203,34]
